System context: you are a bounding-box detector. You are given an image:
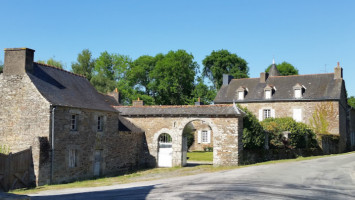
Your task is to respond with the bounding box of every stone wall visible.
[188,121,213,151]
[51,107,147,184]
[239,100,348,152]
[0,74,51,186]
[122,116,242,167]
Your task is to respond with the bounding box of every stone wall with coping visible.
[122,116,242,167]
[0,73,51,186]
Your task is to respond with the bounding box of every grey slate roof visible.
[118,116,144,133]
[27,62,118,112]
[115,104,244,117]
[214,73,344,103]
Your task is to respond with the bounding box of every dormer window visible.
[264,85,275,99]
[293,83,305,99]
[237,86,248,100]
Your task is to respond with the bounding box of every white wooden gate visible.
[158,133,173,167]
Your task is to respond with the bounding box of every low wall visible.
[242,148,324,164]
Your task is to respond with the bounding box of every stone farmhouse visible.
[214,63,355,152]
[0,48,244,186]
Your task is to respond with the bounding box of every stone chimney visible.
[260,72,268,83]
[334,62,343,79]
[132,97,144,106]
[223,74,234,86]
[195,97,204,106]
[4,48,35,75]
[108,88,120,104]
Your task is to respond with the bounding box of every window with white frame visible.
[202,130,208,143]
[97,116,103,131]
[69,149,77,168]
[294,89,302,99]
[265,90,271,99]
[293,108,302,122]
[238,91,244,100]
[70,114,78,131]
[263,109,271,119]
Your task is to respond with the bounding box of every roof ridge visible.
[232,73,334,81]
[114,104,233,108]
[34,62,87,79]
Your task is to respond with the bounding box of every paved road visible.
[29,153,355,200]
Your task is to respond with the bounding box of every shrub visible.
[0,144,10,154]
[262,117,317,149]
[238,106,265,150]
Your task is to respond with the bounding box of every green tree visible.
[128,55,157,96]
[0,60,3,73]
[191,77,216,105]
[149,50,198,105]
[265,61,298,76]
[71,49,95,80]
[238,106,265,150]
[202,49,249,89]
[90,51,132,95]
[348,96,355,108]
[37,58,64,69]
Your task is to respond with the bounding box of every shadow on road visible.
[31,185,155,200]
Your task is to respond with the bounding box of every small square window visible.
[70,115,78,131]
[97,116,103,131]
[69,149,77,168]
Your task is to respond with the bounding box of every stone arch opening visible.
[157,133,173,167]
[182,119,214,166]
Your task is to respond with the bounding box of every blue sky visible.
[1,0,355,96]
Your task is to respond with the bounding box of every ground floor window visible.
[263,109,271,119]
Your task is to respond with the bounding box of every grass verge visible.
[187,151,213,162]
[11,151,355,195]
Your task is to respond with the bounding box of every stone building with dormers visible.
[215,63,355,152]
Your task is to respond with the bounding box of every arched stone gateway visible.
[116,105,244,167]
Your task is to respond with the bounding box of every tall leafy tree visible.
[265,61,298,76]
[37,58,64,69]
[90,51,132,94]
[71,49,95,80]
[191,77,216,105]
[150,50,198,105]
[202,49,249,89]
[128,55,156,95]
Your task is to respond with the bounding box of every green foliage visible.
[128,55,156,96]
[262,117,317,149]
[202,49,249,89]
[37,58,64,69]
[0,144,10,154]
[0,60,3,73]
[71,49,95,80]
[150,50,198,105]
[265,61,298,76]
[348,96,355,108]
[238,106,265,150]
[183,123,195,149]
[309,102,336,135]
[191,77,216,105]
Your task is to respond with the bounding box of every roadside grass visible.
[11,151,355,195]
[187,151,213,162]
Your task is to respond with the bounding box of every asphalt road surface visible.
[29,153,355,200]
